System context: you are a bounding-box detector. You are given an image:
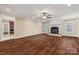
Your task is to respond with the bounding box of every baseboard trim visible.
[62,35,78,38]
[15,33,79,39]
[1,33,78,42]
[15,33,46,39]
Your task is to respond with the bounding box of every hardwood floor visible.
[0,34,79,55]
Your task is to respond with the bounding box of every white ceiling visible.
[0,4,79,20]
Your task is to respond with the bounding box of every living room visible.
[0,4,79,55]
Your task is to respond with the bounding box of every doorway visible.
[42,22,49,34]
[2,21,10,40]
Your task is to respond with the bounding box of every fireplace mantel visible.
[48,24,61,36]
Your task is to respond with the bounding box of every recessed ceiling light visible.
[6,8,10,11]
[67,4,71,6]
[32,17,34,18]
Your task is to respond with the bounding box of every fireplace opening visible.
[51,27,59,34]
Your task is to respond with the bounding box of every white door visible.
[63,20,76,36]
[2,21,10,40]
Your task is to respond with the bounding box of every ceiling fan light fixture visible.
[47,15,52,18]
[42,16,46,19]
[42,12,47,16]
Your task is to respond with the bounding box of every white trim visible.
[0,36,15,42]
[15,33,43,39]
[0,33,79,42]
[62,34,78,37]
[48,34,62,37]
[15,36,26,39]
[42,32,48,34]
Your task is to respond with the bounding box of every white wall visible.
[15,18,42,38]
[0,18,2,39]
[78,18,79,37]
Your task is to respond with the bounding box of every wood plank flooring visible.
[0,34,79,55]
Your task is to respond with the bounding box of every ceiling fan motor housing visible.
[41,12,52,19]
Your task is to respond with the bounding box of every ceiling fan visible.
[41,12,52,19]
[32,12,53,22]
[31,5,53,22]
[31,5,54,22]
[32,12,52,19]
